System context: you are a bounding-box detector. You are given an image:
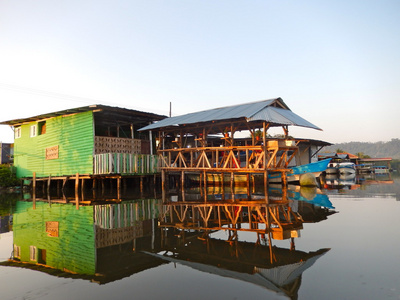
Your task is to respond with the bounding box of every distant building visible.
[0,142,13,164]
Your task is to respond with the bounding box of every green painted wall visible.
[12,201,96,275]
[14,111,94,178]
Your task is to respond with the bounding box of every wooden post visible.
[47,175,51,194]
[117,177,121,200]
[282,171,287,188]
[181,171,185,189]
[247,173,250,200]
[203,171,207,191]
[47,175,51,206]
[161,169,165,191]
[221,172,225,201]
[32,172,36,210]
[75,173,80,209]
[264,170,269,203]
[81,178,85,193]
[230,172,234,194]
[263,122,266,170]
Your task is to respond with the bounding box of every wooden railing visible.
[158,140,298,172]
[93,153,159,175]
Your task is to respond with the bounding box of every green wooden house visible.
[0,105,166,178]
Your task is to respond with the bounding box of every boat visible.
[268,158,331,184]
[373,166,390,174]
[356,163,373,174]
[326,162,339,175]
[338,162,356,175]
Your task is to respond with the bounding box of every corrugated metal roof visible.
[0,104,166,126]
[139,97,321,131]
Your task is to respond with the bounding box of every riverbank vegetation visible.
[0,165,19,188]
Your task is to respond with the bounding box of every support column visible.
[264,170,269,203]
[32,172,36,210]
[230,172,234,194]
[75,173,80,209]
[117,177,121,200]
[161,169,166,191]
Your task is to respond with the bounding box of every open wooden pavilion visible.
[139,98,322,189]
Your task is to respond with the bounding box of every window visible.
[38,121,46,135]
[14,127,21,139]
[30,246,37,261]
[30,125,37,137]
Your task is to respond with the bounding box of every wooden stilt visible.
[282,171,287,187]
[161,169,165,191]
[32,172,36,210]
[117,177,121,200]
[62,177,67,192]
[230,172,234,193]
[75,173,79,209]
[247,173,250,200]
[221,172,225,201]
[203,171,207,192]
[47,177,51,205]
[264,170,269,203]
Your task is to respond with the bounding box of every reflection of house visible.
[0,105,165,179]
[5,199,162,282]
[147,228,329,299]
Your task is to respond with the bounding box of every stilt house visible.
[0,105,166,179]
[139,97,323,187]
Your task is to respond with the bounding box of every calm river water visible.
[0,173,399,300]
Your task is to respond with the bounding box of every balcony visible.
[93,136,157,175]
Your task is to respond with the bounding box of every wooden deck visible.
[158,140,298,190]
[159,141,297,172]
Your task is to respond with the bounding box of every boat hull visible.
[338,162,356,175]
[269,158,331,184]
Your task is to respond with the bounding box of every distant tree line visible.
[323,138,400,160]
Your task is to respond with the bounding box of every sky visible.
[0,0,399,144]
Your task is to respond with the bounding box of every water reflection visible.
[0,184,337,299]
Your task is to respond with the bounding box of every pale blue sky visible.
[0,0,399,144]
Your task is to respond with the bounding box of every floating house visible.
[139,97,323,188]
[0,105,166,182]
